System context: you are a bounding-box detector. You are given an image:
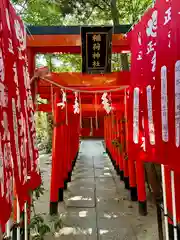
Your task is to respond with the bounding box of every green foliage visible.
[29,215,50,240]
[29,181,64,239]
[33,183,45,201]
[13,0,153,26]
[36,54,82,72]
[13,0,63,25]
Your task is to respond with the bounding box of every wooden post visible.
[156,200,164,240]
[49,92,60,215]
[128,160,137,201]
[136,160,147,216]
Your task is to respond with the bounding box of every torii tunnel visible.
[27,25,135,215]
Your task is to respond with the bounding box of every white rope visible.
[38,77,128,93]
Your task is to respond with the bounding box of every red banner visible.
[0,0,41,223]
[0,0,15,224]
[129,20,143,87]
[0,18,13,226]
[8,4,41,192]
[167,0,180,171]
[128,11,153,162]
[141,7,158,163]
[153,0,172,166]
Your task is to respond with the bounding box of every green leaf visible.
[39,224,51,236]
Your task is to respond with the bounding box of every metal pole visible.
[161,164,169,240]
[156,200,164,240]
[24,202,28,240]
[17,199,20,240]
[171,170,178,240]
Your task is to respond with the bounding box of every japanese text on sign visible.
[133,88,140,144]
[161,65,169,142]
[146,10,158,73]
[81,26,112,73]
[175,61,180,147]
[92,34,101,68]
[86,32,108,71]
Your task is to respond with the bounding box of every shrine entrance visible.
[25,23,158,239]
[28,25,131,139]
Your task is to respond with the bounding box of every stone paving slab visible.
[58,207,97,228]
[65,190,95,208]
[68,178,95,191]
[98,228,137,240]
[95,169,113,178]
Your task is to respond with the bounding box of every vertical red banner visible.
[154,0,172,166]
[167,0,180,172]
[0,6,13,224]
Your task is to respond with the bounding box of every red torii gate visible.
[27,25,131,138]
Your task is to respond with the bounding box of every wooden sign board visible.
[81,26,113,74]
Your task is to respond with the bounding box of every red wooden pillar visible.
[108,116,111,151]
[63,124,69,190]
[120,110,129,190]
[127,93,137,201]
[57,125,65,202]
[50,92,61,215]
[136,160,147,216]
[128,159,137,201]
[71,114,79,169]
[27,47,35,222]
[119,113,124,181]
[67,122,72,182]
[114,115,119,170]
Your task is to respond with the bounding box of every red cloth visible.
[128,9,157,163]
[140,8,158,163]
[0,0,14,224]
[153,0,172,167]
[0,0,41,224]
[167,0,180,172]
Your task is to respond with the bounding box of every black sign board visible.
[81,26,113,74]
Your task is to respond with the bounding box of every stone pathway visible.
[36,140,159,240]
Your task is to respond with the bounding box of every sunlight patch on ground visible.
[99,229,109,235]
[104,167,110,170]
[103,172,111,176]
[104,213,118,219]
[54,227,93,237]
[79,211,88,217]
[68,196,92,201]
